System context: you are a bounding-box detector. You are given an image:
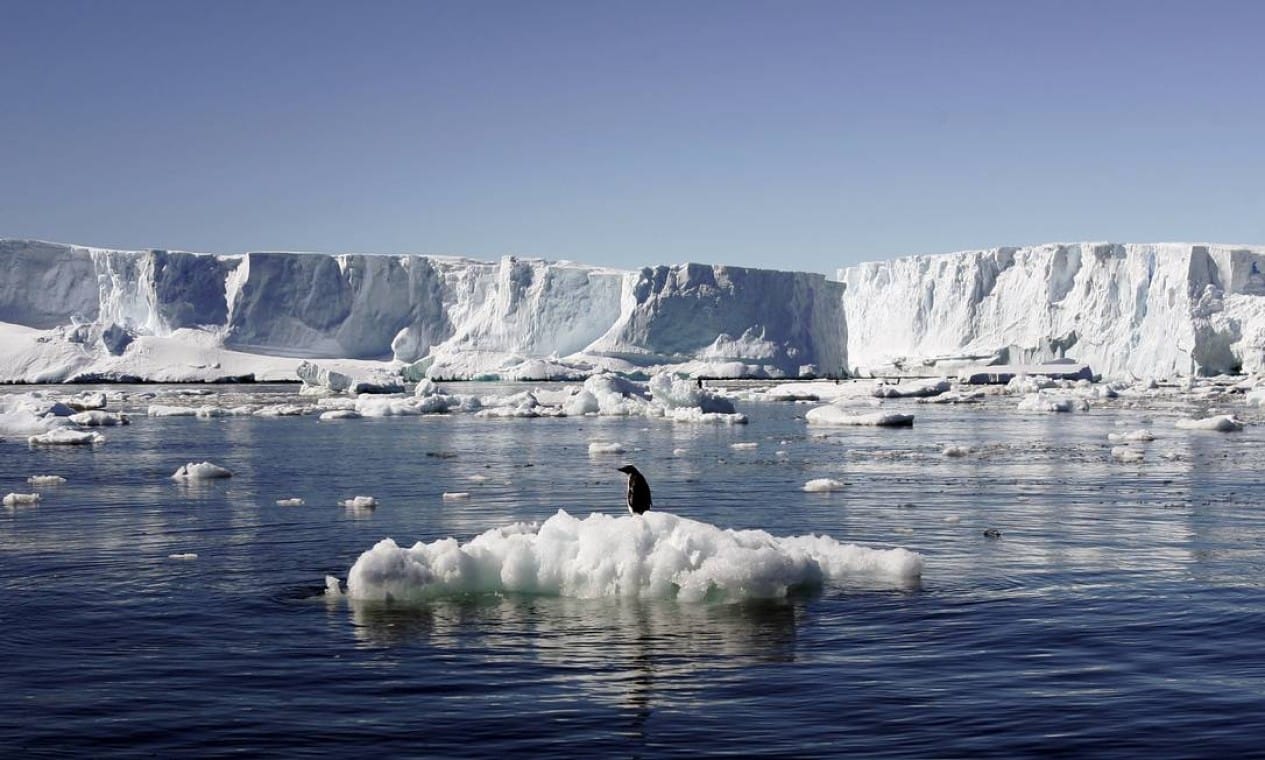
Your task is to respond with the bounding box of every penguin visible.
[617,465,653,515]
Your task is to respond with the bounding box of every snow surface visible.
[343,509,922,603]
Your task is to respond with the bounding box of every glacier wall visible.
[839,242,1265,379]
[0,239,847,382]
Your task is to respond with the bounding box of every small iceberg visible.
[805,407,914,427]
[172,462,234,480]
[802,478,846,493]
[29,429,105,446]
[3,492,41,506]
[1175,415,1244,432]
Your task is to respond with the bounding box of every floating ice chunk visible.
[562,390,600,416]
[297,361,353,393]
[1107,429,1155,443]
[672,448,687,456]
[730,442,758,450]
[413,378,439,398]
[805,406,914,427]
[68,410,128,427]
[919,390,985,405]
[276,498,305,507]
[319,409,363,421]
[467,474,490,482]
[344,509,922,603]
[648,373,737,414]
[803,478,846,492]
[342,496,378,509]
[1016,394,1088,413]
[254,404,313,417]
[194,406,231,418]
[941,444,973,457]
[29,429,104,445]
[348,372,405,395]
[1111,446,1145,463]
[1175,414,1244,432]
[27,475,66,486]
[872,378,950,399]
[442,492,471,500]
[944,515,961,524]
[325,575,343,597]
[664,408,748,424]
[168,553,198,560]
[63,392,108,411]
[588,441,626,455]
[171,461,233,480]
[3,492,40,506]
[148,404,199,417]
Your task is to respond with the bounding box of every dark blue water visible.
[3,384,1265,757]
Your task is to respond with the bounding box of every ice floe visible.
[1175,414,1245,432]
[802,478,846,492]
[3,492,41,506]
[29,429,104,446]
[343,509,923,603]
[171,461,234,479]
[805,407,915,427]
[27,475,66,486]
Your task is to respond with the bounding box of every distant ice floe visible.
[27,475,66,486]
[1111,446,1145,463]
[588,441,626,455]
[941,444,973,457]
[1175,414,1245,432]
[168,553,198,561]
[1108,429,1155,443]
[872,378,950,399]
[172,461,234,479]
[68,410,128,426]
[29,429,104,446]
[276,498,305,507]
[3,492,41,506]
[1016,394,1089,413]
[343,510,922,603]
[442,492,471,500]
[342,496,378,510]
[802,478,846,493]
[730,442,758,451]
[805,406,914,427]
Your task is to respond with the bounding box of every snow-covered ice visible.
[29,429,104,445]
[803,478,846,492]
[171,461,234,479]
[3,492,41,506]
[276,498,306,507]
[27,475,66,486]
[805,407,915,427]
[343,510,923,603]
[342,496,378,509]
[588,442,626,455]
[1175,414,1245,432]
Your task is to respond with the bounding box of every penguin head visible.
[617,465,638,475]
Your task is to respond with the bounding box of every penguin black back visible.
[617,465,653,515]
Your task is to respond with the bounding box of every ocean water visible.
[4,383,1265,757]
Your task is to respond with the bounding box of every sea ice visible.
[805,406,915,427]
[3,492,41,506]
[730,442,758,450]
[27,475,66,486]
[1111,446,1145,463]
[28,429,104,445]
[68,410,128,426]
[442,492,471,500]
[276,498,306,507]
[342,496,378,509]
[168,553,198,560]
[941,444,973,457]
[343,509,923,603]
[1107,429,1155,443]
[1175,415,1245,432]
[588,442,626,455]
[171,461,234,479]
[803,478,846,492]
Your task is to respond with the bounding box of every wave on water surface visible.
[342,510,923,603]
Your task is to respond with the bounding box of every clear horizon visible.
[4,0,1263,274]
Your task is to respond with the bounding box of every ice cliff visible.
[0,239,846,383]
[839,242,1265,379]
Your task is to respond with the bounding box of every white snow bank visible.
[805,406,915,427]
[803,478,846,492]
[344,509,922,603]
[1175,414,1245,432]
[3,492,41,506]
[171,461,233,479]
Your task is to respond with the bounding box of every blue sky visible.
[2,0,1262,272]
